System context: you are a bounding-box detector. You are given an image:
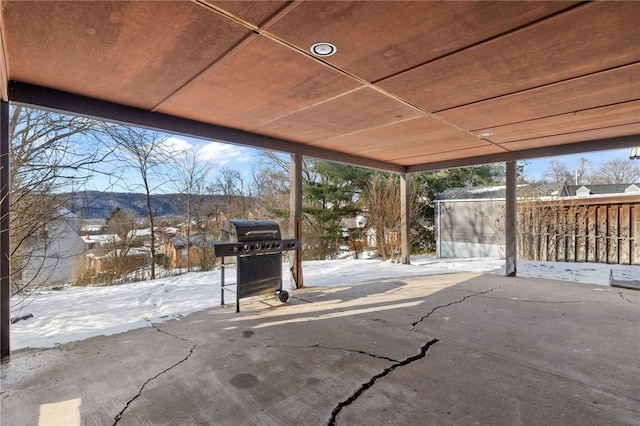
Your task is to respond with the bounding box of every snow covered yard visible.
[9,256,639,350]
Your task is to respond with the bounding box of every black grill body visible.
[212,220,299,312]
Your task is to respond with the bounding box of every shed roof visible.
[436,183,564,201]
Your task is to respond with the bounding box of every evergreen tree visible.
[303,160,371,259]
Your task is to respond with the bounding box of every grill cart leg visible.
[220,259,225,306]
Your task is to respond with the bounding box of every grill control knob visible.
[274,241,282,249]
[287,241,297,249]
[254,243,262,251]
[264,242,272,250]
[242,244,251,252]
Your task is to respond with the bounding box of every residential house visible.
[85,247,149,277]
[563,183,640,197]
[338,216,368,252]
[165,235,215,269]
[20,208,86,286]
[81,234,120,251]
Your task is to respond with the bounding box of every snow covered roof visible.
[436,183,562,201]
[564,183,640,196]
[88,247,150,259]
[170,235,215,249]
[81,234,121,245]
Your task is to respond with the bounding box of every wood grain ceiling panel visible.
[156,35,362,130]
[314,116,464,151]
[304,135,496,165]
[1,0,638,172]
[266,1,578,83]
[498,123,640,152]
[3,1,249,109]
[477,101,640,144]
[207,1,289,26]
[377,1,640,112]
[393,144,506,167]
[364,133,493,159]
[439,64,640,131]
[253,87,425,143]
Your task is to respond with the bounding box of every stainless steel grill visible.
[211,220,299,312]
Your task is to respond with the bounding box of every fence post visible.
[289,153,303,289]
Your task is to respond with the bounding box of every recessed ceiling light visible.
[479,132,493,138]
[310,42,336,57]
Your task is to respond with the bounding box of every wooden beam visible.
[289,153,303,289]
[0,19,8,102]
[505,161,517,277]
[400,173,410,265]
[1,100,10,357]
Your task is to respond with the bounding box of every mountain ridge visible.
[64,191,229,219]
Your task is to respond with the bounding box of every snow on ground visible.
[9,256,639,351]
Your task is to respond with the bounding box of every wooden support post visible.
[1,101,10,357]
[505,161,517,277]
[400,173,410,265]
[289,153,303,289]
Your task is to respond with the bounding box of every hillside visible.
[65,191,228,219]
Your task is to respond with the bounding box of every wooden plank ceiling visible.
[1,0,639,172]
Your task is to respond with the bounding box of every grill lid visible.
[221,220,281,242]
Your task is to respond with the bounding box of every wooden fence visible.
[518,195,640,265]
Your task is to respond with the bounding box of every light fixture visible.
[310,42,337,57]
[479,132,493,138]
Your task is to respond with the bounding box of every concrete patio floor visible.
[2,272,639,425]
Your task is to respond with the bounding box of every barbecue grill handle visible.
[244,230,278,236]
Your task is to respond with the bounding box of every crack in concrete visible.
[112,327,196,426]
[616,290,634,303]
[267,343,399,363]
[410,288,494,331]
[482,296,589,304]
[327,338,439,426]
[290,295,314,304]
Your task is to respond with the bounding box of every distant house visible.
[165,235,214,269]
[20,208,86,286]
[86,247,149,277]
[563,183,640,197]
[338,216,369,251]
[81,234,121,251]
[130,228,154,246]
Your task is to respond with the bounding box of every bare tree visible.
[210,167,252,220]
[591,158,640,184]
[9,106,113,301]
[542,160,572,184]
[171,147,216,271]
[106,126,172,280]
[362,172,421,261]
[574,157,592,185]
[251,155,291,221]
[101,207,139,279]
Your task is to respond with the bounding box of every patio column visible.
[505,160,517,277]
[289,153,303,289]
[1,100,10,357]
[400,173,410,264]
